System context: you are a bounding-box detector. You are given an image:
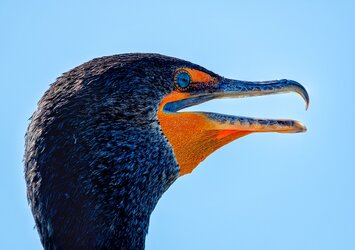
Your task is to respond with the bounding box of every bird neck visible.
[28,121,180,249]
[80,125,180,249]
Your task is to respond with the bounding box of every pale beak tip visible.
[295,122,307,133]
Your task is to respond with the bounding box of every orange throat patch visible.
[158,92,250,176]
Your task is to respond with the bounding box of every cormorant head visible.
[25,53,309,248]
[41,53,308,177]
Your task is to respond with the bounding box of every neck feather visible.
[25,120,180,249]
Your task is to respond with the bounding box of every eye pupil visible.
[175,71,191,89]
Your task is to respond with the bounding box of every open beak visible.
[163,78,309,133]
[158,77,309,175]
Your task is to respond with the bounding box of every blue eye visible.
[175,71,191,89]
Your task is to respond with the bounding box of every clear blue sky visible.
[1,0,354,249]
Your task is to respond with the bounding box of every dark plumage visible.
[25,53,308,249]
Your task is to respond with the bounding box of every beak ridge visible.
[214,78,310,110]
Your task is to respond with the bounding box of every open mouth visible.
[162,78,309,133]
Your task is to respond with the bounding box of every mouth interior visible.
[163,94,307,133]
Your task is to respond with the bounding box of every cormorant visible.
[24,53,309,249]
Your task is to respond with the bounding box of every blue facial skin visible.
[175,71,191,89]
